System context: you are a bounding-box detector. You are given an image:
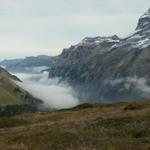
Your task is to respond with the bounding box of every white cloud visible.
[106,77,150,98]
[14,71,80,109]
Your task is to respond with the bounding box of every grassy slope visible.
[0,75,33,106]
[0,76,43,108]
[0,67,30,106]
[0,100,150,150]
[0,86,24,105]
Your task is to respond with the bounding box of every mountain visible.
[48,8,150,102]
[0,55,55,73]
[0,99,150,150]
[0,66,42,115]
[0,59,23,68]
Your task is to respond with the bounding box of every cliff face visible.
[49,9,150,102]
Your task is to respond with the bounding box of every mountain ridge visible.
[48,8,150,102]
[0,55,55,73]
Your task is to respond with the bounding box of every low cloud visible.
[14,71,80,109]
[106,76,150,98]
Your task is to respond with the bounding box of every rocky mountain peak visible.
[122,8,150,50]
[136,8,150,31]
[80,35,120,46]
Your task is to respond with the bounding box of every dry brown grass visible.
[0,100,150,150]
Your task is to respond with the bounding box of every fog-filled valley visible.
[12,68,80,110]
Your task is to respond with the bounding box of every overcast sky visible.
[0,0,150,60]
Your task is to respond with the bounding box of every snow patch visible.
[135,38,150,49]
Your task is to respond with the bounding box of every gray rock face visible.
[49,8,150,102]
[136,8,150,31]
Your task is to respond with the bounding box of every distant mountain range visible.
[0,55,55,73]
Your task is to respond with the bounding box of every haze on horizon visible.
[0,0,150,60]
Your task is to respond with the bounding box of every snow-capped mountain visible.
[48,8,150,102]
[119,8,150,49]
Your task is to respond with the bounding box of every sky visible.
[0,0,150,60]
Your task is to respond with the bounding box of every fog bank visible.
[14,71,79,109]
